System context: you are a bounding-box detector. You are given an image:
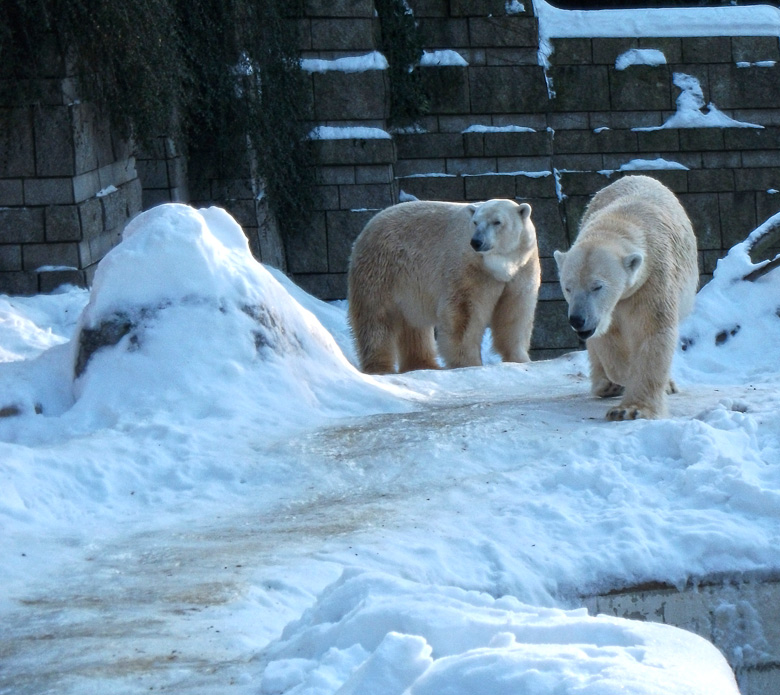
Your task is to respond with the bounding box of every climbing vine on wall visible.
[374,0,430,126]
[0,0,313,241]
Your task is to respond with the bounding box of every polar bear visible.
[554,175,698,420]
[348,198,541,374]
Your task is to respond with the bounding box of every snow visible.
[598,158,690,176]
[615,48,666,71]
[3,202,780,693]
[634,74,763,132]
[301,52,388,74]
[420,50,468,67]
[533,0,780,68]
[309,126,391,140]
[463,124,536,134]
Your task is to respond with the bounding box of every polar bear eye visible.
[592,284,603,292]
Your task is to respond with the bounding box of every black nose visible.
[569,314,585,330]
[470,237,483,251]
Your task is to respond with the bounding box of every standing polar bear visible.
[554,175,698,420]
[348,198,541,374]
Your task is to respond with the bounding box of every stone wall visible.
[0,51,141,294]
[295,0,780,358]
[2,2,779,358]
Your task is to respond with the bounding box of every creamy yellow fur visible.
[348,199,541,374]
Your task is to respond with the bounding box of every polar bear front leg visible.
[587,339,624,398]
[437,300,485,369]
[606,327,676,421]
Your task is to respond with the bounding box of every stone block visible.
[314,137,396,166]
[515,172,557,199]
[0,180,24,206]
[591,37,638,65]
[72,170,100,204]
[743,151,780,168]
[0,207,45,243]
[497,155,552,174]
[313,71,388,120]
[679,193,722,250]
[449,0,507,17]
[100,187,129,231]
[609,66,672,112]
[38,269,85,293]
[137,159,170,189]
[0,271,38,295]
[394,158,447,177]
[724,127,778,151]
[557,171,609,197]
[355,164,394,184]
[446,156,497,176]
[396,132,465,160]
[290,272,348,301]
[734,168,780,193]
[0,244,22,271]
[417,17,468,48]
[702,152,741,169]
[396,174,465,201]
[638,37,682,63]
[317,165,356,186]
[286,213,328,274]
[0,108,35,177]
[719,191,757,248]
[421,65,470,114]
[34,105,76,177]
[339,182,395,210]
[679,128,726,152]
[681,37,732,64]
[483,131,551,157]
[484,47,539,67]
[71,103,100,175]
[688,169,734,193]
[635,128,680,153]
[311,18,376,51]
[551,38,593,66]
[326,209,375,272]
[304,0,375,18]
[45,205,81,242]
[530,300,580,351]
[408,0,448,18]
[470,66,550,113]
[313,184,340,211]
[710,64,780,109]
[732,36,780,63]
[79,197,104,240]
[550,112,590,130]
[469,17,537,49]
[548,65,610,112]
[22,242,79,271]
[530,198,567,257]
[463,174,516,200]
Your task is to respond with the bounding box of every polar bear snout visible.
[470,233,490,252]
[568,313,595,340]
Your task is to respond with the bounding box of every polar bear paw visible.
[606,403,658,421]
[593,378,624,398]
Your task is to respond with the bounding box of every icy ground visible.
[1,203,779,694]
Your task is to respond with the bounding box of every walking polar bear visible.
[554,175,698,420]
[348,199,541,374]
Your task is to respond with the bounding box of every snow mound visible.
[260,570,739,695]
[3,204,409,432]
[678,217,780,382]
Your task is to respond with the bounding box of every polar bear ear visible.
[467,203,479,216]
[517,202,532,220]
[553,249,566,271]
[623,252,644,281]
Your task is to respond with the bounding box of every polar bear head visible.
[468,199,536,282]
[554,242,644,340]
